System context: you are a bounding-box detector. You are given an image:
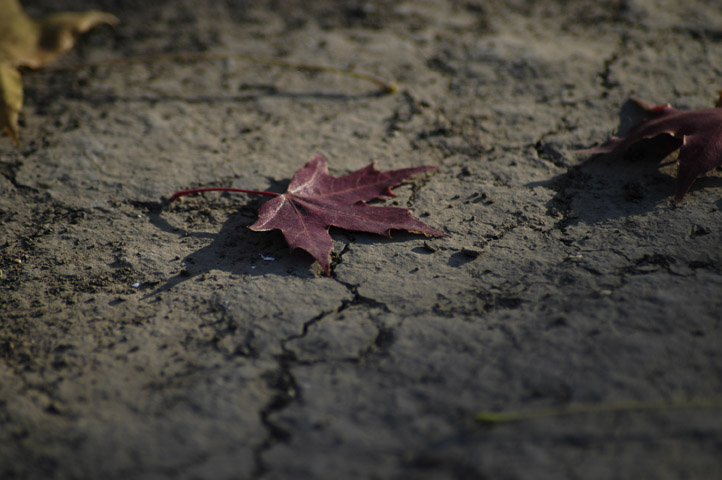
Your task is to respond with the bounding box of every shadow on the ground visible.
[535,144,722,226]
[140,199,316,298]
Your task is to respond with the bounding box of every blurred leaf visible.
[0,0,117,143]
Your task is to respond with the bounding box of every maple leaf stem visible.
[170,187,279,202]
[31,52,398,94]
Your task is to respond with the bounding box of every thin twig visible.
[31,52,399,94]
[475,398,722,425]
[170,186,279,202]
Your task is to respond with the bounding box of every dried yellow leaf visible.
[0,64,22,144]
[0,0,117,143]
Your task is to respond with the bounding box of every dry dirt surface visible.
[2,0,722,479]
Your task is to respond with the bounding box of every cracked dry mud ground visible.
[2,0,722,478]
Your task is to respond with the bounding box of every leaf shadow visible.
[137,200,317,299]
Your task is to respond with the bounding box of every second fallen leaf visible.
[580,94,722,204]
[0,0,118,144]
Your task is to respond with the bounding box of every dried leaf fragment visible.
[0,0,118,143]
[0,64,22,144]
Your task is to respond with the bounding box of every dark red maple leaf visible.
[171,154,446,274]
[580,96,722,203]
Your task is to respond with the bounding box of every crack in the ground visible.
[533,110,578,169]
[0,159,25,191]
[252,356,299,478]
[249,298,399,449]
[329,242,351,277]
[328,274,399,361]
[582,252,711,300]
[480,212,528,244]
[598,33,628,98]
[406,167,438,211]
[250,283,394,476]
[541,165,589,236]
[251,301,349,477]
[333,279,392,315]
[385,89,423,136]
[0,145,44,193]
[599,51,620,95]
